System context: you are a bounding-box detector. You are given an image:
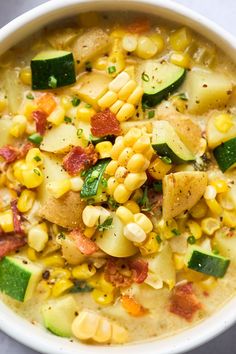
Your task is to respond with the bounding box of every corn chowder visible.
[0,11,236,345]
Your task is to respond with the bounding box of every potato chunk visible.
[184,70,232,113]
[206,114,236,149]
[163,172,208,220]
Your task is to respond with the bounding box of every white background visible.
[0,1,236,353]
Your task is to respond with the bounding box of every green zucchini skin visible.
[80,159,110,199]
[187,248,230,278]
[31,52,76,90]
[213,137,236,172]
[152,143,192,164]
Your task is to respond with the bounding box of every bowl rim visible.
[0,1,236,353]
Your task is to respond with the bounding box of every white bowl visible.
[0,1,236,353]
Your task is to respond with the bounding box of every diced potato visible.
[214,228,236,265]
[95,214,137,257]
[59,235,86,265]
[163,171,208,220]
[73,28,111,67]
[0,118,15,148]
[184,70,232,114]
[47,28,79,50]
[4,69,23,114]
[40,124,82,153]
[206,114,236,149]
[72,72,111,110]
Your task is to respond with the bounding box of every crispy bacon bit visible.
[169,283,202,321]
[63,144,98,176]
[91,108,122,137]
[70,229,99,255]
[104,259,133,288]
[0,236,26,258]
[129,259,148,284]
[11,200,24,234]
[32,110,47,135]
[19,142,34,157]
[0,145,19,163]
[127,18,150,34]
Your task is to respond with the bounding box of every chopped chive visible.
[187,235,196,245]
[178,92,188,101]
[156,235,162,244]
[161,156,172,164]
[98,217,113,231]
[108,66,116,74]
[85,103,92,108]
[153,181,162,192]
[77,128,83,138]
[58,232,66,240]
[48,75,57,89]
[64,116,72,123]
[33,168,41,176]
[34,156,41,162]
[171,228,181,236]
[141,72,150,82]
[85,61,92,72]
[28,133,43,145]
[148,110,155,119]
[71,96,81,107]
[101,177,108,188]
[26,93,34,100]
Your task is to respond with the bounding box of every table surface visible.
[1,0,236,353]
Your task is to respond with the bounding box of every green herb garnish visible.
[85,61,92,72]
[148,110,155,119]
[85,103,92,108]
[70,280,93,293]
[33,168,41,176]
[171,228,181,236]
[34,156,41,162]
[71,96,81,107]
[77,128,83,138]
[156,235,162,244]
[141,72,150,82]
[161,156,172,164]
[138,186,151,211]
[26,93,34,100]
[98,217,113,231]
[187,235,196,245]
[64,116,72,123]
[108,66,116,74]
[153,181,163,192]
[28,133,43,145]
[48,75,57,89]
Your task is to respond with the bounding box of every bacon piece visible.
[129,259,148,284]
[0,236,26,258]
[19,142,34,157]
[127,18,150,34]
[63,144,98,176]
[104,259,133,288]
[11,200,24,234]
[70,229,99,255]
[91,108,122,138]
[169,283,202,321]
[32,110,47,135]
[0,145,19,163]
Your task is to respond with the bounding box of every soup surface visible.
[0,11,236,345]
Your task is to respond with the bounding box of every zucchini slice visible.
[213,137,236,172]
[152,121,195,164]
[31,50,76,90]
[187,246,230,278]
[141,61,186,107]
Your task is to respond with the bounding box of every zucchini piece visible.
[42,296,77,337]
[0,256,42,302]
[213,137,236,172]
[31,50,76,90]
[187,246,230,278]
[141,61,186,107]
[80,159,110,199]
[152,121,195,163]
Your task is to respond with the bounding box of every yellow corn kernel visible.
[124,172,147,191]
[47,179,71,199]
[28,222,48,252]
[109,38,126,75]
[114,166,128,182]
[118,80,137,101]
[116,206,134,224]
[50,268,71,281]
[105,160,118,176]
[19,67,32,85]
[111,323,128,344]
[123,127,142,147]
[201,217,221,235]
[47,105,65,126]
[187,220,202,239]
[210,179,229,194]
[82,205,101,228]
[84,227,97,238]
[27,247,38,261]
[198,276,217,292]
[78,12,101,27]
[23,101,38,120]
[70,176,83,192]
[107,177,119,195]
[60,95,72,110]
[173,254,185,270]
[214,113,233,133]
[122,33,138,52]
[77,106,96,122]
[98,91,118,109]
[0,210,14,233]
[139,232,160,256]
[25,148,43,167]
[205,198,223,216]
[134,213,153,234]
[222,210,236,228]
[21,166,43,189]
[123,222,147,243]
[72,310,100,341]
[110,28,126,38]
[127,154,149,173]
[95,141,113,159]
[0,96,7,112]
[170,52,191,68]
[43,254,65,268]
[36,280,51,300]
[51,279,74,297]
[93,317,112,343]
[72,263,96,280]
[149,33,165,53]
[110,100,124,114]
[110,136,125,160]
[109,71,130,92]
[170,27,192,51]
[17,189,35,213]
[113,184,132,204]
[93,57,108,71]
[132,135,151,154]
[10,115,27,137]
[157,218,179,239]
[117,103,135,122]
[92,288,114,305]
[135,36,158,59]
[148,157,172,180]
[190,199,208,219]
[118,147,134,166]
[124,200,140,214]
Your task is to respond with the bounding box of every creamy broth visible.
[0,11,236,345]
